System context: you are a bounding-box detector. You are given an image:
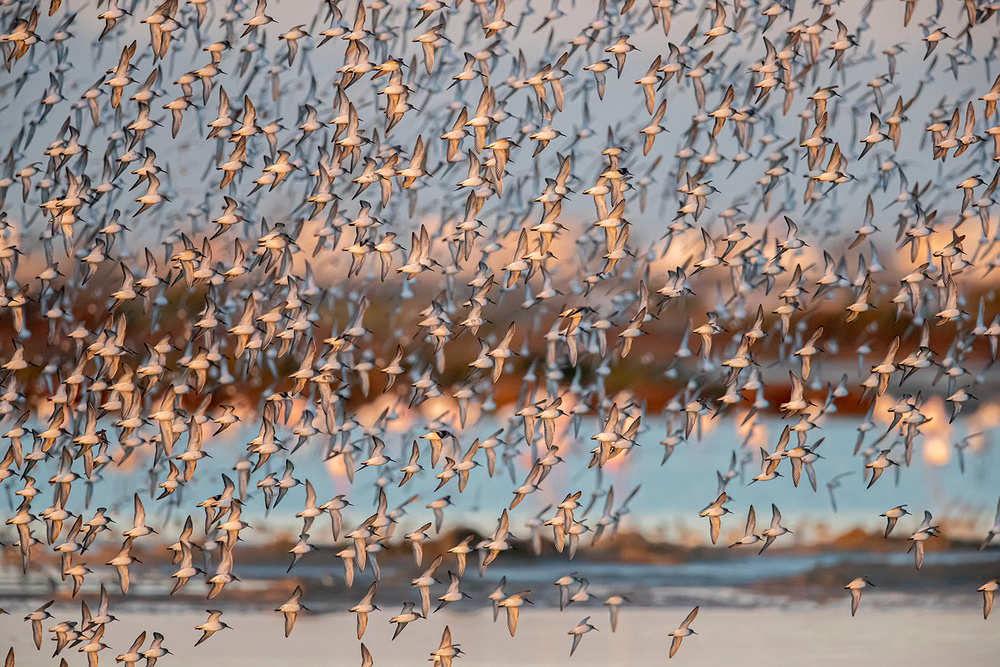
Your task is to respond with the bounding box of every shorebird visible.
[276,586,307,637]
[25,601,54,650]
[880,505,911,538]
[0,0,996,661]
[195,610,231,646]
[729,505,760,548]
[699,492,731,545]
[79,625,109,666]
[568,617,598,656]
[908,511,940,570]
[596,592,627,636]
[668,606,699,658]
[845,577,874,616]
[498,590,532,637]
[350,581,379,639]
[759,504,792,554]
[412,555,444,618]
[436,571,471,612]
[141,632,170,667]
[430,625,463,667]
[865,450,898,488]
[116,632,147,667]
[389,601,423,639]
[555,574,576,611]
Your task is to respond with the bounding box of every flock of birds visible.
[0,0,999,663]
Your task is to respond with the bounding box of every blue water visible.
[10,410,997,548]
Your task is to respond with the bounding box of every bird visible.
[389,601,423,639]
[845,577,874,616]
[115,632,147,667]
[350,581,379,639]
[908,511,940,570]
[488,577,507,622]
[555,574,576,611]
[78,624,109,667]
[170,541,203,594]
[142,632,171,667]
[276,586,307,637]
[107,537,139,595]
[498,590,532,637]
[604,594,628,632]
[0,0,993,662]
[759,504,792,554]
[25,601,54,650]
[729,505,760,549]
[881,505,911,538]
[195,610,231,646]
[699,492,731,544]
[429,625,463,667]
[668,606,699,658]
[412,554,444,617]
[605,35,638,76]
[123,493,155,539]
[568,616,598,656]
[436,570,471,612]
[865,450,898,488]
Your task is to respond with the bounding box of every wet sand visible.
[1,604,996,665]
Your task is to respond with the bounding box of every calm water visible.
[37,409,998,546]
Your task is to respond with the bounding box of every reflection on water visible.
[22,413,992,545]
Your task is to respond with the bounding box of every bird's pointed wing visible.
[680,605,699,629]
[669,635,683,658]
[356,610,368,639]
[419,585,431,615]
[790,457,803,486]
[129,631,147,654]
[506,605,519,636]
[134,493,146,525]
